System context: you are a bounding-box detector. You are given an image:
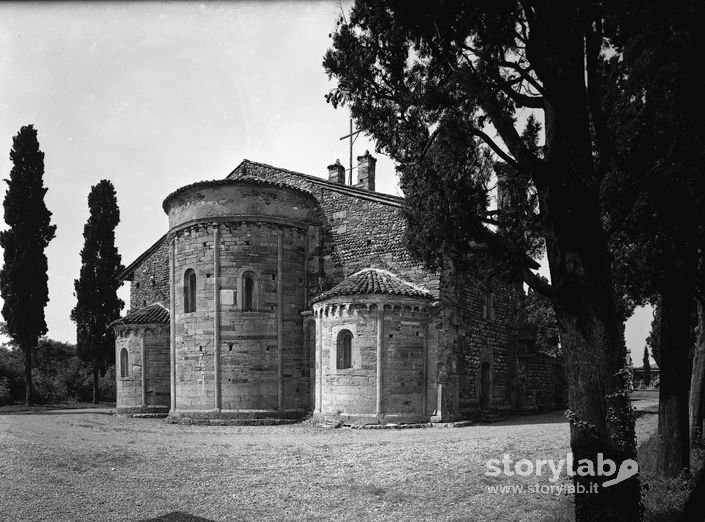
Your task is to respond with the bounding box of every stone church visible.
[113,152,563,425]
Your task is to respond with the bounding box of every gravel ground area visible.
[0,397,658,522]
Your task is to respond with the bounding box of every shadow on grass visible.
[140,513,217,522]
[0,402,115,415]
[480,410,568,427]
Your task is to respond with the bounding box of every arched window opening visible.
[337,330,353,370]
[184,269,196,313]
[120,348,129,378]
[243,271,256,312]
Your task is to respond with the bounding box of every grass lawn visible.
[0,399,659,522]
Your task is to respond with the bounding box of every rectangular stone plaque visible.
[220,289,235,305]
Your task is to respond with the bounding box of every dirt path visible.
[0,403,657,522]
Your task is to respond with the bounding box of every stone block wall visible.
[318,305,377,417]
[382,307,428,419]
[439,254,523,417]
[527,353,561,411]
[115,325,170,414]
[228,161,440,300]
[144,327,171,408]
[129,238,170,311]
[171,219,310,413]
[313,295,435,425]
[116,329,143,411]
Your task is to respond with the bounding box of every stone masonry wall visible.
[144,326,170,409]
[527,353,560,411]
[318,305,377,417]
[173,221,309,412]
[440,253,523,416]
[314,295,434,425]
[228,162,440,300]
[129,238,170,311]
[115,326,170,413]
[115,328,142,411]
[382,307,427,419]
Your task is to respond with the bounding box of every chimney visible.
[495,162,514,213]
[327,159,345,184]
[355,150,376,191]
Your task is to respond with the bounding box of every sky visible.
[0,1,655,364]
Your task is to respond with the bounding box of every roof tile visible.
[311,268,433,304]
[111,303,170,327]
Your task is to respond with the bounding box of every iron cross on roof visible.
[339,118,362,186]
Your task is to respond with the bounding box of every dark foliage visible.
[0,339,115,405]
[0,125,56,405]
[603,0,705,472]
[71,180,124,403]
[524,280,560,356]
[323,2,648,519]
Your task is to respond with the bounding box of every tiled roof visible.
[229,159,405,207]
[111,303,170,327]
[311,268,433,304]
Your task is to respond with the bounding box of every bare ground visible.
[0,396,658,522]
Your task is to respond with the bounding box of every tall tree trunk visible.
[23,344,32,406]
[92,366,100,404]
[657,273,695,476]
[689,299,705,447]
[542,198,640,520]
[555,299,640,521]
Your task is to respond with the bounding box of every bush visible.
[99,365,116,402]
[0,338,117,405]
[32,368,69,403]
[0,345,25,403]
[0,377,12,406]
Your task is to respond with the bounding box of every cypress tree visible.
[0,125,56,405]
[643,347,652,387]
[71,180,124,403]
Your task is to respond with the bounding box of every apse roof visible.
[111,302,170,327]
[310,268,433,304]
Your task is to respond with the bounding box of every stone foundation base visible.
[166,408,308,425]
[117,405,170,416]
[313,411,429,426]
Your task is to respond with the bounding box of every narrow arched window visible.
[184,269,196,313]
[120,348,129,378]
[337,330,352,369]
[243,271,256,312]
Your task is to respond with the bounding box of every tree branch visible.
[479,87,541,172]
[499,60,544,94]
[468,126,519,168]
[520,264,555,300]
[494,78,544,108]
